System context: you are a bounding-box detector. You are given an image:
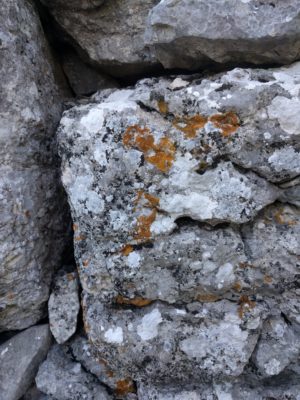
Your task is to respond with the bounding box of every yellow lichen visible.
[195,293,220,302]
[209,111,240,137]
[157,99,169,114]
[121,245,134,256]
[115,295,153,307]
[173,114,208,138]
[123,125,175,172]
[115,379,136,397]
[238,295,256,319]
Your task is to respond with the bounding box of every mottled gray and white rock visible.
[0,324,51,400]
[36,345,111,400]
[40,0,160,77]
[253,316,300,377]
[62,51,118,96]
[146,0,300,70]
[48,270,80,344]
[0,0,69,332]
[58,63,300,385]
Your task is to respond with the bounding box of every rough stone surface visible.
[58,62,300,386]
[36,345,112,400]
[40,0,160,77]
[146,0,300,70]
[62,51,118,96]
[0,0,69,332]
[0,324,51,400]
[48,270,80,344]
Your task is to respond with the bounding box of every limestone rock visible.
[252,316,300,377]
[36,345,111,400]
[0,324,51,400]
[61,51,118,96]
[0,0,69,332]
[40,0,160,77]
[83,298,264,383]
[58,63,300,385]
[48,270,80,344]
[146,0,300,70]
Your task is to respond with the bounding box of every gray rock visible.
[0,0,69,332]
[0,324,51,400]
[23,384,50,400]
[252,316,300,377]
[48,270,80,344]
[57,63,300,385]
[83,298,264,383]
[40,0,160,77]
[36,345,111,400]
[146,0,300,70]
[41,0,106,10]
[62,51,118,96]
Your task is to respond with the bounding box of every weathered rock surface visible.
[0,324,51,400]
[48,270,80,344]
[58,62,300,386]
[40,0,160,77]
[61,51,118,96]
[0,0,69,332]
[146,0,300,70]
[36,345,112,400]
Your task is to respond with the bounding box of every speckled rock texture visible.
[0,0,69,332]
[36,344,112,400]
[0,324,51,400]
[58,61,300,390]
[40,0,160,77]
[48,270,80,344]
[146,0,300,70]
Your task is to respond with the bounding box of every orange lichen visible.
[116,295,153,307]
[196,293,219,302]
[174,114,208,138]
[106,370,115,378]
[66,273,75,281]
[123,125,175,172]
[209,111,240,137]
[238,295,256,319]
[121,244,134,256]
[72,224,78,231]
[74,235,85,242]
[274,208,297,226]
[135,211,157,242]
[264,275,273,284]
[116,379,136,397]
[157,99,169,114]
[82,259,89,267]
[232,281,242,292]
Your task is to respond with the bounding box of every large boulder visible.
[146,0,300,70]
[0,0,69,331]
[40,0,161,77]
[58,63,300,384]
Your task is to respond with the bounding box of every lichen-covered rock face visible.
[40,0,160,77]
[146,0,300,70]
[36,345,112,400]
[0,0,69,332]
[58,63,300,386]
[48,270,80,344]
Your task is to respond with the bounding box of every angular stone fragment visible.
[138,383,215,400]
[0,324,51,400]
[146,0,300,70]
[82,298,264,383]
[0,0,69,332]
[62,51,118,96]
[36,345,111,400]
[48,270,80,344]
[252,316,300,377]
[67,334,136,397]
[40,0,160,77]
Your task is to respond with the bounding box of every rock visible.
[83,298,264,383]
[0,324,51,400]
[67,333,136,398]
[41,0,106,10]
[23,384,50,400]
[61,51,119,96]
[0,0,69,332]
[252,316,300,377]
[146,0,300,70]
[58,63,300,385]
[36,345,111,400]
[40,0,160,77]
[137,383,215,400]
[48,270,80,344]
